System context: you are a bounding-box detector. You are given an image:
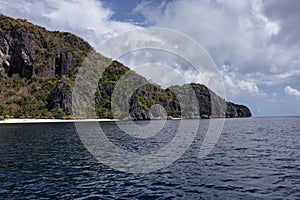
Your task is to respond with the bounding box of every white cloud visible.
[284,86,300,97]
[0,0,137,46]
[134,0,300,84]
[251,0,280,36]
[222,69,261,97]
[276,68,300,79]
[130,0,300,118]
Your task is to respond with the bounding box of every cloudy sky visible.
[0,0,299,116]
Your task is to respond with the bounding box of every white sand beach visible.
[0,118,119,124]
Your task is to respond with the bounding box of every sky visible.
[0,0,299,117]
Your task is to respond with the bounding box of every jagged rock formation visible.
[0,14,107,118]
[48,80,72,114]
[126,82,251,120]
[0,14,251,119]
[226,102,251,118]
[0,15,91,79]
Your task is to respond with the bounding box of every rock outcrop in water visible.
[0,14,251,119]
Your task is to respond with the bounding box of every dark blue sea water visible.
[0,117,299,199]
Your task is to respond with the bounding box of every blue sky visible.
[0,0,300,117]
[101,0,145,23]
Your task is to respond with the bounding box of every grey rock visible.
[48,80,72,113]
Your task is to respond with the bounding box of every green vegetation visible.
[0,74,56,118]
[0,14,91,118]
[94,61,130,119]
[0,14,186,119]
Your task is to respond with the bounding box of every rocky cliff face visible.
[48,80,72,114]
[0,14,251,119]
[0,15,91,79]
[126,82,251,120]
[226,102,251,118]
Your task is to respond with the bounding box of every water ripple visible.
[0,117,299,199]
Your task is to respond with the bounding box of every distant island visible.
[0,14,251,120]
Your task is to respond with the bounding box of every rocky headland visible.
[0,14,251,120]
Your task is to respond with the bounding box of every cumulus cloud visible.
[130,0,300,110]
[134,0,300,82]
[0,0,137,46]
[263,0,300,47]
[221,65,262,97]
[251,0,280,37]
[284,86,300,97]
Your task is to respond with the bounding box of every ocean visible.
[0,117,299,199]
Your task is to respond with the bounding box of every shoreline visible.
[0,118,119,124]
[0,117,261,124]
[0,118,184,124]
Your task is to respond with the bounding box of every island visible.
[0,14,251,121]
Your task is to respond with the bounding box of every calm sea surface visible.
[0,117,299,199]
